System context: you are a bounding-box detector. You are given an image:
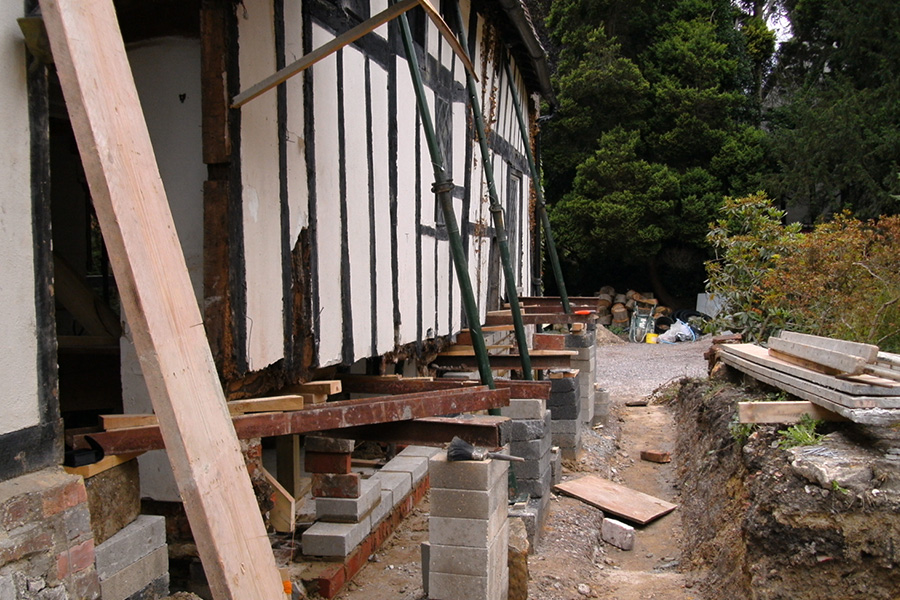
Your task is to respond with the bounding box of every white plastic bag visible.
[658,319,696,343]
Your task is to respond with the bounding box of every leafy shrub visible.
[777,414,824,449]
[705,193,900,351]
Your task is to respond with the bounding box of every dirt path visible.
[330,337,712,600]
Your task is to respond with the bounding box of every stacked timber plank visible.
[718,332,900,425]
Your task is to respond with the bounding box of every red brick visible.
[56,539,95,580]
[1,493,41,530]
[304,452,351,474]
[533,333,566,351]
[311,473,360,498]
[316,564,347,599]
[0,530,53,564]
[43,479,87,518]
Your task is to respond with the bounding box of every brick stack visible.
[549,373,582,461]
[95,515,169,600]
[0,468,101,599]
[427,452,509,600]
[302,436,382,557]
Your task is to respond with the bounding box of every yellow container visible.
[645,333,658,344]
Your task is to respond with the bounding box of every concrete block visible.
[316,478,380,522]
[514,465,551,498]
[601,518,635,551]
[550,448,562,485]
[505,411,551,442]
[572,346,595,361]
[550,419,579,434]
[421,542,430,596]
[546,389,578,406]
[550,377,577,393]
[95,515,166,580]
[302,516,371,557]
[99,546,168,600]
[122,573,168,600]
[554,431,582,449]
[429,452,508,491]
[398,445,442,459]
[511,450,550,481]
[370,490,392,525]
[429,520,508,577]
[564,333,593,348]
[381,455,429,485]
[428,571,489,600]
[548,403,579,421]
[311,472,360,498]
[499,398,545,420]
[429,500,506,548]
[431,481,507,521]
[509,435,551,461]
[373,470,412,505]
[305,436,354,453]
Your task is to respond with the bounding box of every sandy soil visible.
[327,335,713,600]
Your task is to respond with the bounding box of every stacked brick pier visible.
[427,452,509,600]
[302,436,381,557]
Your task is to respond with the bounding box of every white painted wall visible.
[370,63,395,355]
[123,37,206,501]
[0,5,40,437]
[240,0,285,371]
[395,55,418,346]
[313,25,344,366]
[285,0,308,242]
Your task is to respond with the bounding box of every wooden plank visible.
[261,468,295,533]
[777,331,879,363]
[865,364,900,383]
[75,387,511,454]
[768,349,844,376]
[102,414,158,430]
[484,312,598,326]
[553,475,677,525]
[38,2,284,598]
[276,435,305,499]
[877,351,900,368]
[431,353,572,370]
[737,401,847,424]
[768,337,867,375]
[719,352,900,425]
[227,395,305,415]
[720,344,900,396]
[280,380,342,396]
[63,452,142,478]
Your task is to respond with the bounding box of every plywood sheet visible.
[553,475,677,525]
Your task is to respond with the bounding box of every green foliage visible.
[729,415,756,444]
[777,414,824,449]
[541,0,773,296]
[705,192,802,343]
[705,193,900,351]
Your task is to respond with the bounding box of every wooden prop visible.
[39,1,284,597]
[232,0,475,108]
[737,401,846,424]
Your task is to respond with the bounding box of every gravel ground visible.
[595,334,713,403]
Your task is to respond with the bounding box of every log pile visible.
[593,286,670,328]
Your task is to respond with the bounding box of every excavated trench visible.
[672,375,900,599]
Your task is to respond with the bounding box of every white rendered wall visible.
[285,0,309,241]
[123,37,206,501]
[395,55,418,346]
[240,0,285,371]
[370,63,395,355]
[0,5,40,436]
[313,25,344,365]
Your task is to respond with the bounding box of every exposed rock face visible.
[673,378,900,600]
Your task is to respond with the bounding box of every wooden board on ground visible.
[39,1,284,597]
[721,344,900,396]
[777,331,879,363]
[737,401,847,424]
[768,337,868,375]
[553,475,677,525]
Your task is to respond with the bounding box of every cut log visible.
[39,1,284,597]
[596,294,612,309]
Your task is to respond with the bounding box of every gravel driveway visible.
[595,336,713,402]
